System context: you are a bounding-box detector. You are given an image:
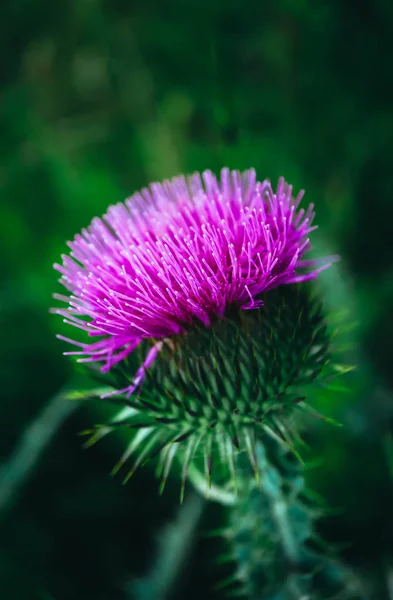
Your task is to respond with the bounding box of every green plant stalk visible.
[226,436,362,600]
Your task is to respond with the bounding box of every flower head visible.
[54,168,336,494]
[54,168,331,381]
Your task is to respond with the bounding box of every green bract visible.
[86,284,333,498]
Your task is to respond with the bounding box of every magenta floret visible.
[54,168,332,379]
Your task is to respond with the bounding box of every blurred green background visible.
[1,0,393,598]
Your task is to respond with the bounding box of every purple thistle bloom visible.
[54,168,333,393]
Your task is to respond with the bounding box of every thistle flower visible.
[54,168,335,493]
[55,169,330,375]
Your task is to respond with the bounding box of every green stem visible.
[271,496,299,565]
[226,439,361,600]
[187,463,237,506]
[0,385,83,518]
[133,491,204,600]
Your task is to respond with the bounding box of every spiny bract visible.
[82,285,333,497]
[54,168,336,496]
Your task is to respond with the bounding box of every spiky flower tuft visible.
[54,169,332,381]
[54,168,336,495]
